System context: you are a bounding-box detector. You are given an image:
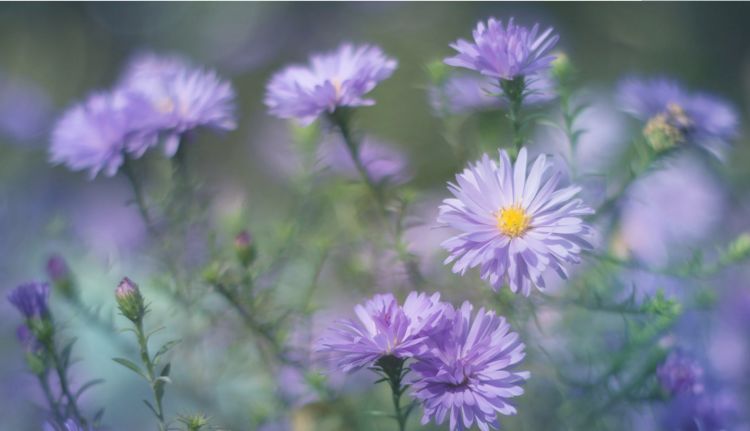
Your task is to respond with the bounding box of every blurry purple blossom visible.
[265,43,397,125]
[445,17,558,80]
[317,135,411,185]
[657,351,704,396]
[0,76,53,144]
[7,282,50,320]
[617,77,738,159]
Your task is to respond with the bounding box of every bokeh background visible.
[1,2,750,430]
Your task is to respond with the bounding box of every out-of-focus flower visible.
[16,324,42,354]
[45,254,76,299]
[411,302,529,431]
[115,277,145,323]
[49,90,147,178]
[445,17,558,80]
[119,52,237,157]
[657,351,704,396]
[438,148,593,295]
[429,72,555,116]
[276,365,320,408]
[660,391,742,431]
[234,230,257,267]
[43,419,90,431]
[617,77,738,159]
[317,135,411,185]
[619,154,725,266]
[315,292,447,372]
[0,76,53,144]
[265,43,397,125]
[7,282,50,320]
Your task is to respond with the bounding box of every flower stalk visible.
[500,76,527,156]
[374,355,413,431]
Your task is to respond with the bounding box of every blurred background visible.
[1,3,749,430]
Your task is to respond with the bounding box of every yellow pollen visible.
[666,103,692,128]
[331,78,343,98]
[156,98,176,114]
[496,205,531,238]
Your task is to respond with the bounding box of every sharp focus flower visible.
[115,277,145,322]
[438,148,593,295]
[657,352,704,396]
[315,292,447,373]
[445,18,558,80]
[429,72,556,115]
[49,90,147,178]
[119,52,237,157]
[318,135,412,185]
[265,43,397,125]
[410,302,529,431]
[7,282,50,320]
[617,77,738,159]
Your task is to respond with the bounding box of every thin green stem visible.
[500,76,526,156]
[121,156,157,236]
[38,372,63,424]
[375,355,412,431]
[45,338,85,425]
[134,319,167,431]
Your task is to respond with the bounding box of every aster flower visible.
[316,292,447,372]
[410,302,529,431]
[265,43,397,125]
[438,148,593,295]
[7,281,50,320]
[617,77,738,159]
[119,52,237,157]
[49,90,147,178]
[445,18,558,81]
[657,351,704,396]
[429,72,556,115]
[318,135,412,185]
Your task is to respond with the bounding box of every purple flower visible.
[445,18,558,80]
[657,352,704,396]
[617,77,738,159]
[430,72,556,115]
[316,292,447,373]
[265,43,397,125]
[119,52,237,157]
[43,419,89,431]
[411,302,529,431]
[318,135,412,185]
[7,282,50,320]
[438,148,593,295]
[49,90,147,178]
[46,254,70,283]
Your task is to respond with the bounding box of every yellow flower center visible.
[643,103,692,152]
[496,205,531,238]
[331,77,343,99]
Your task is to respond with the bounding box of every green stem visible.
[500,76,526,156]
[46,339,85,425]
[38,372,63,424]
[121,156,156,235]
[375,356,412,431]
[134,319,167,431]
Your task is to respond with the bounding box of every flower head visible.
[316,292,447,373]
[234,230,256,266]
[119,52,237,157]
[430,72,555,116]
[617,77,738,159]
[411,302,529,431]
[445,18,558,80]
[49,90,147,178]
[438,148,593,295]
[7,282,50,320]
[265,43,397,125]
[115,277,145,322]
[318,135,412,185]
[657,351,704,396]
[46,254,70,283]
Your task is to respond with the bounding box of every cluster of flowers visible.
[317,292,528,431]
[50,52,236,178]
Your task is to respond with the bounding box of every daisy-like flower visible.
[429,72,556,115]
[410,302,529,431]
[265,43,397,125]
[318,135,412,185]
[438,148,593,295]
[617,77,738,159]
[7,281,50,320]
[119,52,237,157]
[49,90,147,178]
[315,292,447,373]
[445,18,558,81]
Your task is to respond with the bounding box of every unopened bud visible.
[234,230,256,267]
[115,277,145,323]
[551,52,574,84]
[46,254,76,299]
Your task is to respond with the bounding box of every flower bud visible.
[426,59,450,85]
[46,254,76,299]
[115,277,145,323]
[7,282,50,321]
[550,51,574,84]
[234,230,256,267]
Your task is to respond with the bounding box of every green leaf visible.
[112,357,147,380]
[75,378,105,400]
[60,337,78,368]
[143,399,159,418]
[152,339,181,364]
